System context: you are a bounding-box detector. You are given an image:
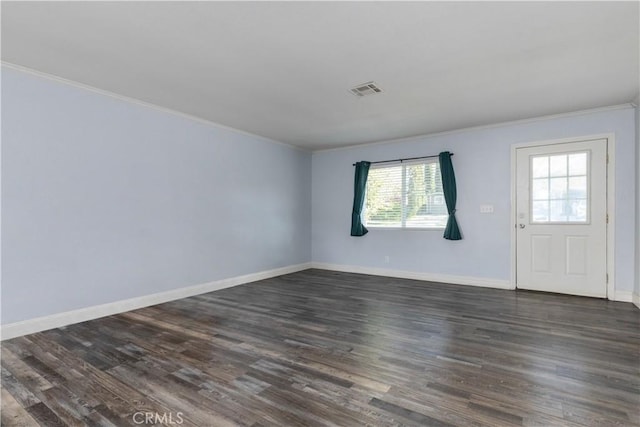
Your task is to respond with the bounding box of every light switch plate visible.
[480,204,494,213]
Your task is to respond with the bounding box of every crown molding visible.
[1,61,309,153]
[312,103,635,154]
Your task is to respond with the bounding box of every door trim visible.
[510,133,615,299]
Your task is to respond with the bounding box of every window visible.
[364,159,447,229]
[530,151,589,223]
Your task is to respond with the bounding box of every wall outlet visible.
[384,255,390,263]
[480,204,494,213]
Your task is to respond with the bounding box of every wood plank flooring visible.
[2,269,639,426]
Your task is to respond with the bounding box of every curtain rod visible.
[352,153,453,166]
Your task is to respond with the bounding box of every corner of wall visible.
[635,95,640,303]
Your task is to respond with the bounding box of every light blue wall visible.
[312,107,637,293]
[1,67,312,324]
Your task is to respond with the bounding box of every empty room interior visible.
[1,2,639,426]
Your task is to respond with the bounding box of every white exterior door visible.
[516,139,608,298]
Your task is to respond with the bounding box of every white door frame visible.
[510,133,615,299]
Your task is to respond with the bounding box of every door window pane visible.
[567,199,587,222]
[532,201,549,222]
[569,153,587,176]
[532,178,549,200]
[532,157,549,178]
[549,177,567,199]
[530,151,589,223]
[549,155,567,177]
[568,176,587,199]
[550,200,567,222]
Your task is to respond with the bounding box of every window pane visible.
[567,199,587,222]
[532,201,549,222]
[569,152,587,176]
[364,160,446,229]
[532,156,549,178]
[532,178,549,200]
[549,155,567,177]
[365,166,402,227]
[568,176,587,199]
[405,164,425,224]
[529,151,589,224]
[404,162,447,228]
[549,177,567,199]
[550,200,567,222]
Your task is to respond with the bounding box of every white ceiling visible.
[2,1,639,150]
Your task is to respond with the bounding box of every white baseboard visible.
[311,262,513,290]
[612,290,633,303]
[632,293,640,309]
[1,262,312,341]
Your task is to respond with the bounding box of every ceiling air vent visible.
[350,81,383,97]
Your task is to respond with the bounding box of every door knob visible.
[519,224,526,229]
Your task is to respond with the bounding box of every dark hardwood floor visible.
[2,269,639,426]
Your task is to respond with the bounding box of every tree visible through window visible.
[364,159,447,229]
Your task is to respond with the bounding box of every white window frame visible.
[529,150,591,225]
[363,158,447,231]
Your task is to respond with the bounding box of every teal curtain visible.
[351,161,371,236]
[439,152,462,240]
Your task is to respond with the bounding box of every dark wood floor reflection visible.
[2,269,639,426]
